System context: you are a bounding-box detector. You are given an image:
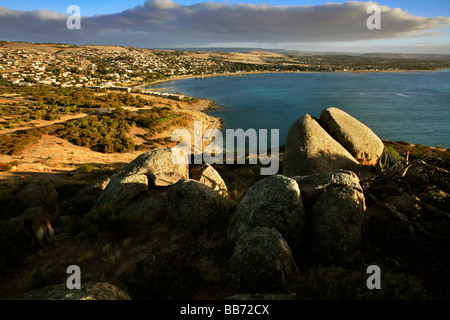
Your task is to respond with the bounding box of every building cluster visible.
[0,46,226,89]
[2,44,445,89]
[140,90,184,100]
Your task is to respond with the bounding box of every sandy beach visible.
[139,68,440,88]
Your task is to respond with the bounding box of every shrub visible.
[59,115,135,153]
[76,164,98,174]
[0,130,43,155]
[384,145,403,161]
[0,161,19,172]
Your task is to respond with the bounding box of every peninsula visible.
[0,41,449,302]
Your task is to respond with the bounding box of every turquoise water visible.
[151,70,450,148]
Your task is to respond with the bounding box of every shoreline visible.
[139,69,449,149]
[137,68,447,88]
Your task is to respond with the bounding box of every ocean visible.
[150,70,450,149]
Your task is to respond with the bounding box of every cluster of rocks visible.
[283,107,384,176]
[1,107,385,298]
[89,106,379,294]
[225,107,381,292]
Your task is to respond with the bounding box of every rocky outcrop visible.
[93,148,188,209]
[94,174,148,209]
[116,148,188,187]
[283,114,360,177]
[283,107,384,177]
[226,175,305,248]
[167,179,236,233]
[229,227,298,293]
[2,180,58,222]
[10,282,130,300]
[292,170,366,262]
[320,107,384,165]
[190,163,229,197]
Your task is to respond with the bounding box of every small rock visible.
[190,163,229,197]
[293,170,362,211]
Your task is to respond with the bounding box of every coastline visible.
[138,69,450,150]
[137,68,445,88]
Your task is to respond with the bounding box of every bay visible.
[150,70,450,148]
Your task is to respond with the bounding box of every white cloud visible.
[0,0,449,50]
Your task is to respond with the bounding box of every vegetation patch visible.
[58,110,135,153]
[0,160,19,172]
[0,129,43,155]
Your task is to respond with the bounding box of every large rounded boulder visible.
[283,114,359,177]
[167,179,236,233]
[226,175,305,248]
[308,185,366,263]
[93,174,148,209]
[293,170,362,210]
[320,107,384,165]
[122,189,168,223]
[116,148,189,187]
[229,227,298,293]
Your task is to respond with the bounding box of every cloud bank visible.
[0,0,449,49]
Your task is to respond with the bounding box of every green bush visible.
[59,115,135,153]
[76,164,98,174]
[0,161,19,172]
[0,129,43,155]
[384,145,404,161]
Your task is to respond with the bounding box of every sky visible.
[0,0,449,54]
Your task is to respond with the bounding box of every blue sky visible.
[0,0,449,53]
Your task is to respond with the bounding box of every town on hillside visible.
[1,41,450,90]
